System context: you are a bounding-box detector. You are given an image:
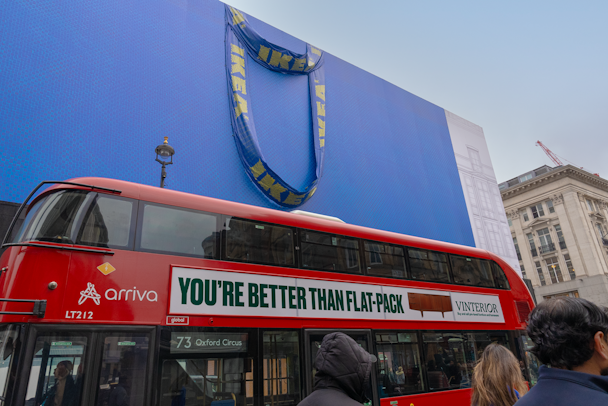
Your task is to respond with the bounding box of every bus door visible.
[159,328,304,406]
[16,326,154,406]
[158,328,256,406]
[304,329,378,405]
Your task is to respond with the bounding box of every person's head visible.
[527,297,608,374]
[313,332,376,403]
[54,360,73,379]
[472,344,527,406]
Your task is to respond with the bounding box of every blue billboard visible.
[0,0,475,246]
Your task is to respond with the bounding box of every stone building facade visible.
[500,165,608,306]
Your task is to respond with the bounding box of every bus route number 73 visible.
[176,336,192,348]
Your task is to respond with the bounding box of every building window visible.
[596,223,606,238]
[546,200,555,213]
[468,147,482,172]
[523,211,529,222]
[520,265,526,279]
[508,218,513,227]
[545,257,564,283]
[520,173,533,182]
[527,233,537,257]
[587,199,594,211]
[537,228,554,254]
[544,291,579,300]
[513,237,522,261]
[531,203,545,219]
[554,225,566,250]
[564,254,576,280]
[535,261,545,286]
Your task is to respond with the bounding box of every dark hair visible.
[57,360,73,372]
[526,297,608,368]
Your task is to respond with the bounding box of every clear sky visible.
[225,0,608,183]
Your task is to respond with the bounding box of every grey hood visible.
[313,332,376,403]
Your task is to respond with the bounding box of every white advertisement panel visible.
[450,292,505,323]
[169,267,505,323]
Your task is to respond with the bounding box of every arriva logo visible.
[105,287,158,302]
[78,283,158,304]
[79,283,101,305]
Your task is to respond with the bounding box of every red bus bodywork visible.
[0,177,535,406]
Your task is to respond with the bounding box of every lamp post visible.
[155,136,175,188]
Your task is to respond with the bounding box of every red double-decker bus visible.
[0,178,538,406]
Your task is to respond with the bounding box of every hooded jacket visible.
[515,365,608,406]
[299,332,375,406]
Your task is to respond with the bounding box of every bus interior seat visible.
[427,371,450,389]
[210,392,236,406]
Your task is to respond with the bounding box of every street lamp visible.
[550,264,559,282]
[155,136,175,188]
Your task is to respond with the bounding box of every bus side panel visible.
[63,250,168,324]
[0,246,71,322]
[380,388,471,406]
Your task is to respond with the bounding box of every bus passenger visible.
[41,361,78,406]
[298,332,377,406]
[516,297,608,406]
[471,344,527,406]
[447,360,461,386]
[108,375,128,406]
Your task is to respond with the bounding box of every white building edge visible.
[445,111,521,275]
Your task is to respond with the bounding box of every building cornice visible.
[501,165,608,201]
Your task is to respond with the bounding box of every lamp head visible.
[155,136,175,163]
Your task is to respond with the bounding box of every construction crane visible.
[536,141,563,166]
[536,140,599,176]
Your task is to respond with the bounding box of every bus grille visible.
[515,300,531,323]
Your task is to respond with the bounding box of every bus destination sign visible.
[170,332,247,354]
[169,267,505,323]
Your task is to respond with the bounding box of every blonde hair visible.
[471,344,528,406]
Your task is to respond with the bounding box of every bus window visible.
[364,242,407,279]
[375,332,423,397]
[225,218,294,266]
[15,190,91,244]
[471,332,510,357]
[159,330,253,406]
[450,256,495,288]
[24,333,88,406]
[263,331,301,406]
[77,194,136,249]
[407,249,450,283]
[491,262,511,289]
[95,333,150,406]
[422,332,475,391]
[0,325,19,401]
[301,231,361,274]
[138,203,219,259]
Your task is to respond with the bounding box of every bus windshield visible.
[14,190,90,244]
[13,190,135,249]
